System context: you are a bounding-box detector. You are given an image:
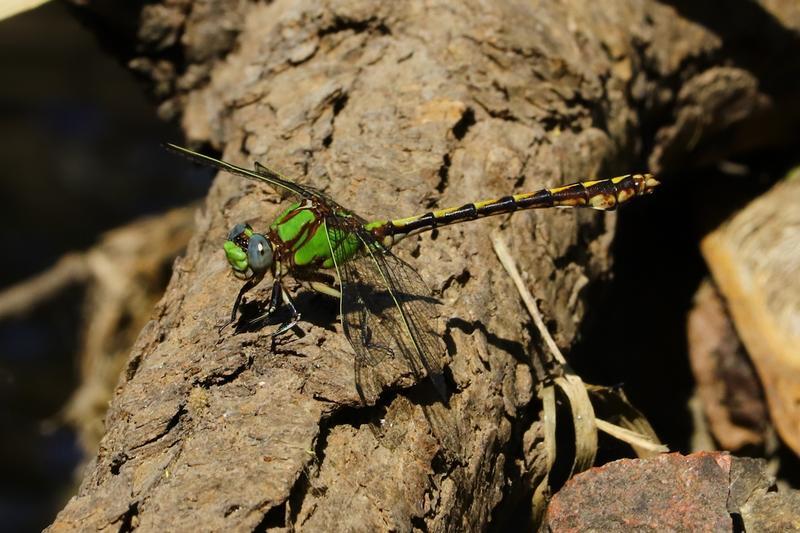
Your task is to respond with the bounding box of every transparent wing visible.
[165,143,320,200]
[324,217,460,454]
[323,218,448,405]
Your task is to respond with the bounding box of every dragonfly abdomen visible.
[377,173,658,244]
[515,173,656,210]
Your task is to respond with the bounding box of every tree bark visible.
[49,0,800,530]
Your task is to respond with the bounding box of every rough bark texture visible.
[64,207,197,455]
[49,0,800,530]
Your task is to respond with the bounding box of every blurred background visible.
[0,3,211,530]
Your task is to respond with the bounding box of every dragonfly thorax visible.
[268,201,362,270]
[223,223,274,280]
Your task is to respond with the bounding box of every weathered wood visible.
[48,0,800,530]
[687,279,769,452]
[702,174,800,455]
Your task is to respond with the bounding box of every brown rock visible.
[544,452,800,532]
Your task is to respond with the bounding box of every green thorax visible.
[270,201,383,269]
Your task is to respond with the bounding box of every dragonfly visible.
[167,143,659,416]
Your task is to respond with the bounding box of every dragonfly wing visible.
[324,220,463,456]
[358,243,449,400]
[165,143,315,200]
[323,218,447,404]
[252,161,337,203]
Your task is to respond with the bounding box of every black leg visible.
[219,278,258,333]
[242,280,283,326]
[272,286,301,336]
[224,278,301,337]
[244,280,301,337]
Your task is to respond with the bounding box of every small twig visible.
[0,253,90,320]
[491,233,565,365]
[492,231,665,460]
[595,418,669,453]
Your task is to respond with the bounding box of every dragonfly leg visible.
[245,280,284,327]
[273,286,301,336]
[219,278,259,332]
[242,281,300,336]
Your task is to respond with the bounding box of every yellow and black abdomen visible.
[376,173,659,244]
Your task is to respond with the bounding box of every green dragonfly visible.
[167,143,659,407]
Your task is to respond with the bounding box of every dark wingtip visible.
[162,143,215,167]
[163,142,189,156]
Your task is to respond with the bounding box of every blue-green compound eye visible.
[228,223,251,241]
[247,234,273,274]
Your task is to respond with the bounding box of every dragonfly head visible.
[223,223,273,280]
